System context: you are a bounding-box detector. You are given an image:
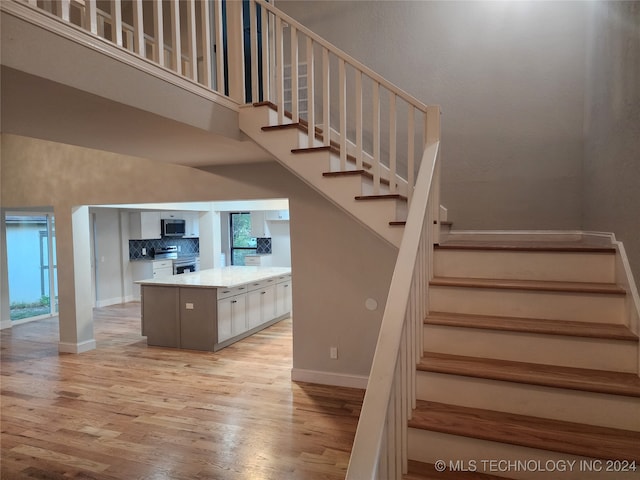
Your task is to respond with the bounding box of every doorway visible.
[5,212,58,323]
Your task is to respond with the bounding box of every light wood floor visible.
[1,303,365,479]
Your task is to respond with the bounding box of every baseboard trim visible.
[291,368,368,389]
[58,339,97,354]
[95,297,126,308]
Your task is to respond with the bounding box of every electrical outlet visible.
[330,347,338,359]
[185,303,194,310]
[142,247,147,256]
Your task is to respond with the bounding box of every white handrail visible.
[255,0,428,113]
[346,138,441,479]
[13,3,444,473]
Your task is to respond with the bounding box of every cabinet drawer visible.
[153,260,173,270]
[247,280,266,292]
[217,285,249,299]
[276,274,291,283]
[244,256,261,266]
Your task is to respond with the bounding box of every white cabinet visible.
[250,211,270,237]
[244,255,272,267]
[131,259,173,299]
[266,210,290,221]
[129,212,161,240]
[217,294,247,343]
[152,260,173,278]
[215,275,289,345]
[247,284,276,329]
[276,275,293,318]
[184,212,200,238]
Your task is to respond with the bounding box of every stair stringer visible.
[239,103,406,248]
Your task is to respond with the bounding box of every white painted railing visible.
[17,0,435,205]
[347,137,441,479]
[253,0,433,200]
[13,1,442,475]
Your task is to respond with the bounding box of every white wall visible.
[278,0,587,231]
[91,208,125,307]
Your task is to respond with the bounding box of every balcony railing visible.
[7,1,442,477]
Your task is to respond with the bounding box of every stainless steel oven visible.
[173,256,196,275]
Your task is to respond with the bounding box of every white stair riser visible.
[430,286,626,324]
[423,325,638,372]
[416,371,640,431]
[408,429,639,480]
[434,250,616,283]
[240,105,405,247]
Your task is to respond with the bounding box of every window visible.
[5,213,58,322]
[230,212,256,265]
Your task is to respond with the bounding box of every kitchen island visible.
[137,267,292,351]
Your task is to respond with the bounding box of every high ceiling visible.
[1,66,271,168]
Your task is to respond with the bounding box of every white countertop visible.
[135,266,291,289]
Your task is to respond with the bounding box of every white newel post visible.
[56,206,96,353]
[225,0,246,104]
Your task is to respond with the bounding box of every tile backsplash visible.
[129,238,199,259]
[256,237,272,254]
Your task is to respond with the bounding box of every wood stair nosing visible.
[430,277,626,295]
[417,352,640,398]
[256,102,402,176]
[409,400,640,462]
[322,169,393,188]
[425,311,638,341]
[292,145,374,170]
[404,460,514,480]
[355,193,408,202]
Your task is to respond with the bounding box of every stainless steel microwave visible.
[161,218,186,237]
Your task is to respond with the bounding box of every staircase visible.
[239,101,417,248]
[405,238,640,479]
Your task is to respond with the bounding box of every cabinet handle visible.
[261,291,266,295]
[231,300,237,304]
[239,287,245,290]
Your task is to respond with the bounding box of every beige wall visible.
[1,134,396,380]
[278,0,587,231]
[583,1,640,284]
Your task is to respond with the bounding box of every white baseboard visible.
[0,320,12,330]
[58,339,96,353]
[291,368,368,389]
[95,296,126,308]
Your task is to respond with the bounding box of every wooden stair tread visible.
[322,169,392,187]
[404,460,512,480]
[418,352,640,397]
[430,276,626,295]
[292,146,374,170]
[436,241,616,253]
[409,400,640,461]
[426,311,638,341]
[355,193,408,202]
